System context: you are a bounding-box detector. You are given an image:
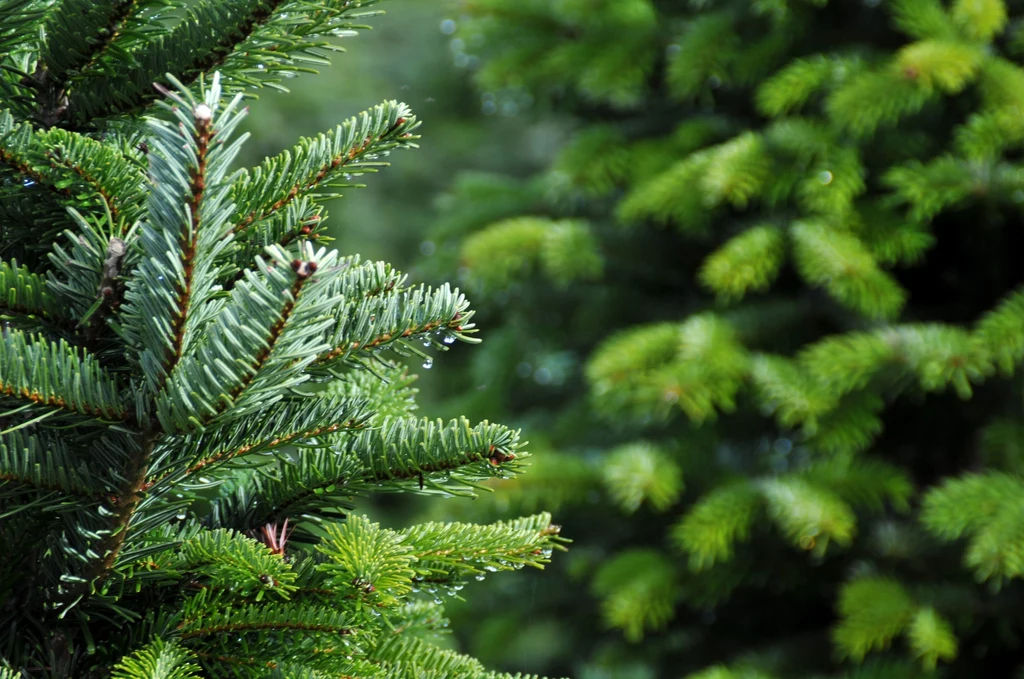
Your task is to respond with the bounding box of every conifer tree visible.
[0,1,565,676]
[425,1,1024,677]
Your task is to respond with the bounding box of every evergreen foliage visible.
[0,1,565,676]
[423,0,1024,677]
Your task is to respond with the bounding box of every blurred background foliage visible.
[243,1,1024,679]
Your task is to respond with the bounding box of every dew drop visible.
[422,359,433,370]
[442,335,456,345]
[819,170,834,185]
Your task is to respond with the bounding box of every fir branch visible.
[834,576,918,661]
[403,513,566,580]
[0,11,574,673]
[591,549,677,642]
[460,217,602,290]
[757,55,860,117]
[188,650,261,669]
[57,157,116,218]
[315,283,475,366]
[164,97,212,382]
[328,361,418,424]
[666,11,737,101]
[790,220,907,319]
[342,417,524,488]
[221,198,322,286]
[110,637,202,679]
[0,0,41,58]
[149,394,370,485]
[67,0,287,122]
[908,606,958,669]
[699,225,785,302]
[0,259,62,322]
[749,353,836,430]
[176,0,288,90]
[890,0,959,41]
[587,315,749,424]
[602,442,683,514]
[40,0,139,85]
[184,415,362,476]
[224,417,525,528]
[672,482,761,571]
[231,102,417,234]
[826,65,933,137]
[315,514,416,606]
[0,329,125,419]
[152,246,329,433]
[153,529,299,601]
[368,632,488,677]
[180,619,351,638]
[43,128,148,225]
[921,471,1024,581]
[65,0,385,125]
[974,286,1024,373]
[0,430,109,503]
[122,75,248,396]
[70,0,153,81]
[0,109,72,199]
[177,602,355,639]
